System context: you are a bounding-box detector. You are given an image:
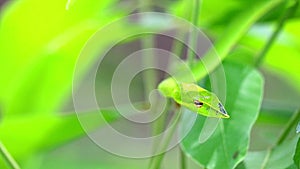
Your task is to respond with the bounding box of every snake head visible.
[172,83,230,118]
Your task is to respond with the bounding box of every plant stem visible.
[138,1,171,168]
[150,2,200,168]
[141,35,157,99]
[159,0,286,89]
[0,141,20,169]
[187,0,200,66]
[139,0,156,100]
[194,0,284,80]
[255,0,299,67]
[191,0,200,28]
[148,109,182,169]
[261,148,271,169]
[276,110,300,145]
[171,31,186,60]
[180,147,186,169]
[138,0,163,156]
[149,99,170,166]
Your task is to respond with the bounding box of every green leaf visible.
[180,62,264,169]
[0,141,20,169]
[0,109,120,160]
[169,0,288,29]
[286,164,298,169]
[244,136,299,169]
[0,0,128,115]
[294,137,300,168]
[240,20,300,94]
[191,0,284,82]
[161,0,284,87]
[0,0,166,163]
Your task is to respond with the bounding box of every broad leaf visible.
[0,0,128,115]
[0,109,120,160]
[244,136,299,169]
[181,62,264,169]
[161,0,285,85]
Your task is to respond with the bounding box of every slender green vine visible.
[187,0,200,66]
[277,110,300,145]
[253,0,299,146]
[170,31,185,60]
[0,141,20,169]
[138,1,175,169]
[159,0,286,91]
[139,0,157,100]
[148,108,182,169]
[255,0,299,67]
[180,1,201,168]
[180,147,186,169]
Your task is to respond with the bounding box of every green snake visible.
[158,79,229,118]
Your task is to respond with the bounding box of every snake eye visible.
[218,103,228,115]
[194,100,203,108]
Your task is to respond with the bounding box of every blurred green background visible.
[0,0,300,168]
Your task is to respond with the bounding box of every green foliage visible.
[181,62,263,169]
[0,0,129,165]
[0,109,120,160]
[294,137,300,168]
[167,0,285,83]
[0,0,127,115]
[0,0,299,168]
[241,20,300,93]
[0,4,134,164]
[244,136,299,169]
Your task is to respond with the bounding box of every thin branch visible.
[180,147,186,169]
[187,0,200,66]
[255,0,299,67]
[276,110,300,145]
[148,109,182,169]
[0,141,20,169]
